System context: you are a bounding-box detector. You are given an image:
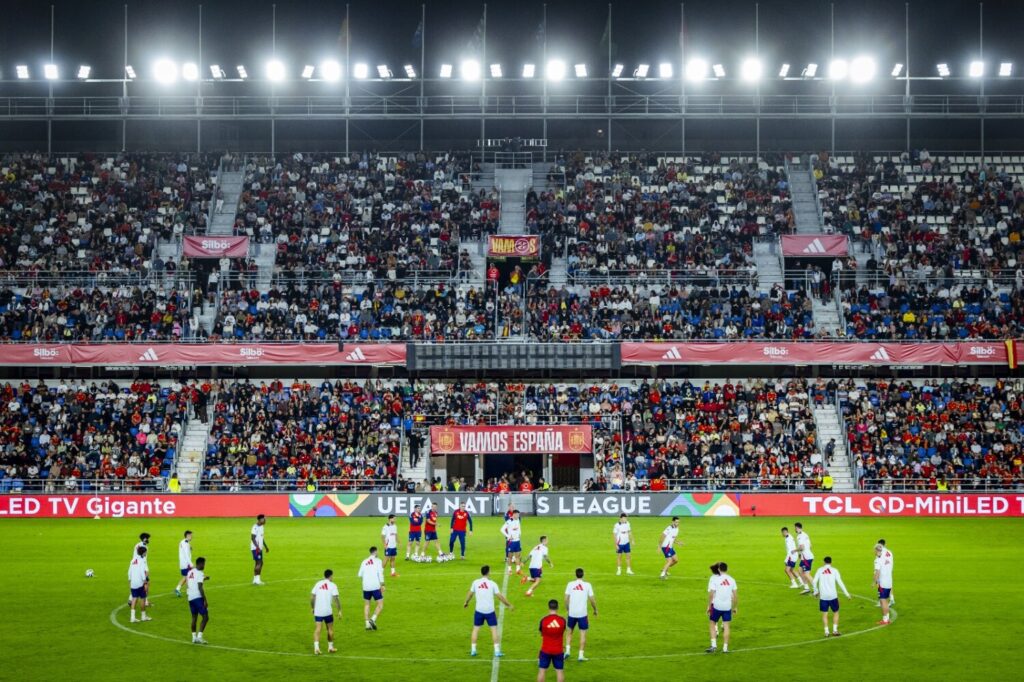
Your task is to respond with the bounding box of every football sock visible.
[833,624,838,632]
[883,614,889,623]
[723,644,728,652]
[471,643,477,654]
[578,650,584,659]
[131,609,136,620]
[371,614,378,622]
[710,638,717,648]
[494,644,500,653]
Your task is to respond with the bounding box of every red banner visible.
[739,493,1024,517]
[621,341,1010,366]
[0,494,288,519]
[488,235,540,259]
[0,343,406,367]
[780,234,849,257]
[183,236,250,258]
[430,425,593,454]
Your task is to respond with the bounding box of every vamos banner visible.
[288,493,494,517]
[429,425,593,455]
[183,236,250,258]
[738,493,1024,517]
[0,494,287,519]
[487,235,540,259]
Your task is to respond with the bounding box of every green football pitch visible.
[3,516,1022,681]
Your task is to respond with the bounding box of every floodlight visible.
[803,63,818,78]
[611,63,624,78]
[828,59,848,80]
[740,58,762,82]
[891,63,904,77]
[182,62,199,81]
[999,62,1013,77]
[354,63,370,79]
[301,65,315,79]
[126,65,137,79]
[712,63,725,78]
[634,63,650,78]
[77,65,91,79]
[461,60,481,80]
[320,60,341,81]
[936,63,950,77]
[43,64,58,80]
[377,64,392,78]
[210,64,224,79]
[778,63,790,78]
[236,65,247,79]
[266,60,286,81]
[154,58,178,84]
[490,63,502,78]
[522,63,536,78]
[685,58,708,81]
[546,59,566,81]
[16,65,29,79]
[439,63,453,78]
[574,63,587,78]
[404,64,416,78]
[658,63,673,79]
[849,56,875,83]
[969,60,984,78]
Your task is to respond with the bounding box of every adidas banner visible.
[621,341,1011,366]
[780,234,849,257]
[0,343,407,367]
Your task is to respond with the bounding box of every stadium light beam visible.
[658,63,673,79]
[460,59,481,80]
[685,58,708,81]
[802,63,818,78]
[266,60,286,82]
[778,63,790,78]
[740,58,762,82]
[712,63,725,78]
[301,65,315,79]
[439,63,453,78]
[354,62,370,79]
[969,60,984,78]
[546,59,567,81]
[849,56,876,83]
[15,65,29,79]
[490,63,502,78]
[182,62,199,82]
[937,63,950,77]
[43,64,58,80]
[634,63,650,78]
[574,63,587,78]
[611,63,624,78]
[999,62,1013,77]
[235,65,247,79]
[522,63,536,78]
[828,59,848,80]
[77,65,91,80]
[153,58,178,84]
[891,63,904,77]
[320,60,341,81]
[404,64,417,78]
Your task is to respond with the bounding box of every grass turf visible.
[2,516,1022,681]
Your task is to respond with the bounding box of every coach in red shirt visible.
[538,599,566,681]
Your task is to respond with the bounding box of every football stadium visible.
[1,0,1023,680]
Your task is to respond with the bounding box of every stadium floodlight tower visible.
[461,59,481,81]
[153,58,178,84]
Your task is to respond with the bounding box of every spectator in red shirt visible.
[538,599,567,681]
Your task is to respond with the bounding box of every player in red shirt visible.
[449,503,474,559]
[538,600,567,681]
[424,508,441,559]
[406,504,424,560]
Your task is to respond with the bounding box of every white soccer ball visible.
[424,555,433,563]
[85,569,94,578]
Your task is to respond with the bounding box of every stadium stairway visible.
[400,431,429,488]
[175,416,212,492]
[208,170,244,236]
[813,405,855,492]
[753,240,784,294]
[495,168,532,233]
[463,239,488,286]
[811,297,842,336]
[787,160,823,234]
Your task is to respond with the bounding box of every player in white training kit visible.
[464,564,513,657]
[357,547,385,630]
[706,562,738,654]
[175,530,193,597]
[564,568,597,662]
[251,514,268,585]
[502,511,524,575]
[812,556,851,637]
[659,517,681,579]
[129,532,152,606]
[381,515,400,577]
[311,569,341,654]
[523,536,554,597]
[613,513,634,576]
[873,540,894,625]
[794,522,814,594]
[186,557,209,643]
[128,545,151,623]
[781,527,806,588]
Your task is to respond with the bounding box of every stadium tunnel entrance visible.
[435,452,576,490]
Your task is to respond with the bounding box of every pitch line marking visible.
[491,566,513,682]
[109,576,896,664]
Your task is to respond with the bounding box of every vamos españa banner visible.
[183,236,250,258]
[429,425,593,455]
[621,341,1011,366]
[487,235,541,259]
[0,343,407,367]
[738,493,1024,517]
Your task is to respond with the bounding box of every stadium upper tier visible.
[1,151,1022,342]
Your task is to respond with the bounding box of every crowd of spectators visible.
[0,379,191,492]
[836,378,1023,490]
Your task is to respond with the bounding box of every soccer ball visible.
[423,555,433,563]
[85,569,94,578]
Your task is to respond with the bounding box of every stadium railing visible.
[857,478,1022,492]
[198,478,396,492]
